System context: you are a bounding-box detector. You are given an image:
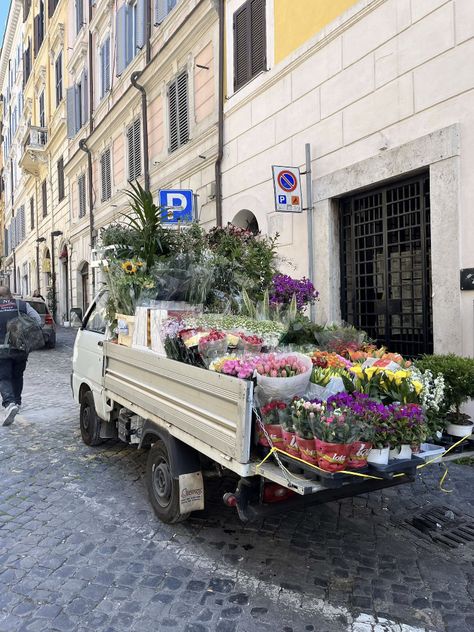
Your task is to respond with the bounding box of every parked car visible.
[22,297,56,349]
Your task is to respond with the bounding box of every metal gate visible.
[340,173,433,357]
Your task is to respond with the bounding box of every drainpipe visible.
[79,139,96,298]
[215,0,224,227]
[131,71,150,192]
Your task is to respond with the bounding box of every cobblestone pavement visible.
[1,329,474,632]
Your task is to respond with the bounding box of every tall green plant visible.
[123,182,166,268]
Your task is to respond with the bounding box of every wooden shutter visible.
[33,14,39,56]
[81,70,89,125]
[101,149,112,202]
[42,180,47,217]
[55,52,63,106]
[66,87,76,138]
[250,0,266,76]
[20,206,25,242]
[136,0,146,50]
[57,157,65,201]
[168,78,178,152]
[116,4,127,76]
[78,174,86,218]
[30,197,34,230]
[127,120,141,181]
[101,38,111,97]
[168,71,188,153]
[233,0,266,91]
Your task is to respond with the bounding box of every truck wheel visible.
[80,391,103,446]
[146,441,190,524]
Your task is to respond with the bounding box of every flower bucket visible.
[446,422,474,438]
[257,424,283,447]
[281,429,300,457]
[315,439,348,472]
[347,441,372,469]
[367,447,390,465]
[295,436,318,465]
[389,444,413,460]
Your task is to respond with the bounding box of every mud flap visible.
[179,472,205,513]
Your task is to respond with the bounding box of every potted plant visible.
[389,403,427,459]
[278,403,300,457]
[291,399,319,465]
[366,405,394,465]
[305,398,352,472]
[415,354,474,437]
[257,401,284,448]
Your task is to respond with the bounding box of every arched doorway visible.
[77,261,89,318]
[231,210,259,234]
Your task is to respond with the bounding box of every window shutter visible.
[116,4,127,76]
[101,149,111,202]
[136,0,146,50]
[127,120,141,181]
[42,180,47,217]
[66,86,76,138]
[250,0,266,75]
[57,157,65,201]
[155,0,167,25]
[81,70,89,125]
[78,174,86,218]
[168,79,178,153]
[30,197,34,230]
[177,71,189,147]
[20,206,25,242]
[33,15,39,56]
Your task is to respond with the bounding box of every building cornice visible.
[0,0,22,89]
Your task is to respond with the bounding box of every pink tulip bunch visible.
[220,357,259,380]
[255,354,307,378]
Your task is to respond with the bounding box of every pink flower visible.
[270,370,278,378]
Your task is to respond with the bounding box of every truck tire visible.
[146,441,190,524]
[80,391,103,446]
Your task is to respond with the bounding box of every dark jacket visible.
[0,299,27,345]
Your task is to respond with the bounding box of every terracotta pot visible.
[281,429,300,457]
[295,436,318,465]
[347,441,372,469]
[315,439,348,472]
[257,423,283,447]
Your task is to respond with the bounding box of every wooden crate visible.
[116,313,136,347]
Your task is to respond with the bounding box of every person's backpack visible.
[6,301,45,353]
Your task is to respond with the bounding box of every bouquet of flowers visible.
[270,274,319,312]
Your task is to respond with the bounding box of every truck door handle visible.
[98,341,104,347]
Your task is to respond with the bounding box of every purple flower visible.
[270,274,319,311]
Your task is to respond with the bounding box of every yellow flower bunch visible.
[122,261,137,274]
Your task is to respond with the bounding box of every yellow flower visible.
[413,380,423,395]
[135,261,143,267]
[351,365,363,376]
[122,261,137,274]
[364,367,378,379]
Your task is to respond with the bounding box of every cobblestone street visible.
[1,330,474,632]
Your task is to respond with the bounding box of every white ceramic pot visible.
[367,447,390,465]
[446,422,474,438]
[395,444,412,460]
[389,447,399,460]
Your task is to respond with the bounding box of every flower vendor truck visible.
[72,293,422,525]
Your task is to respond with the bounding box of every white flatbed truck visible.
[72,291,419,524]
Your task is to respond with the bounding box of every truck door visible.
[73,290,109,419]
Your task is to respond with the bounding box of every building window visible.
[100,149,112,202]
[116,0,145,76]
[48,0,60,18]
[55,52,63,106]
[78,174,86,218]
[33,0,45,56]
[42,180,47,218]
[168,70,189,153]
[57,157,65,202]
[23,38,32,86]
[30,196,34,230]
[127,119,141,181]
[39,90,45,128]
[75,0,84,36]
[100,37,111,99]
[233,0,266,91]
[66,71,88,138]
[154,0,178,25]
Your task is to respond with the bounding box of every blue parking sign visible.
[159,189,194,223]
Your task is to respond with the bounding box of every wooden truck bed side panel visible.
[103,343,254,463]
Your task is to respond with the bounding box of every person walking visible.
[32,289,45,301]
[0,287,41,426]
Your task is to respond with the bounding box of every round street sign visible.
[277,170,297,192]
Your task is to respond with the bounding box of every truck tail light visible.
[223,492,238,508]
[262,483,295,504]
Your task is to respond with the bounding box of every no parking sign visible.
[272,166,303,213]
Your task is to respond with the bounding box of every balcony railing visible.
[23,126,48,151]
[20,126,48,176]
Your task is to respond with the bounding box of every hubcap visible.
[153,461,172,507]
[82,407,91,433]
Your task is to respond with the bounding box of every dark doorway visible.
[340,173,433,357]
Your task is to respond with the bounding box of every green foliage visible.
[279,314,319,345]
[415,354,474,417]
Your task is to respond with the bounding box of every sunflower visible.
[122,261,137,274]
